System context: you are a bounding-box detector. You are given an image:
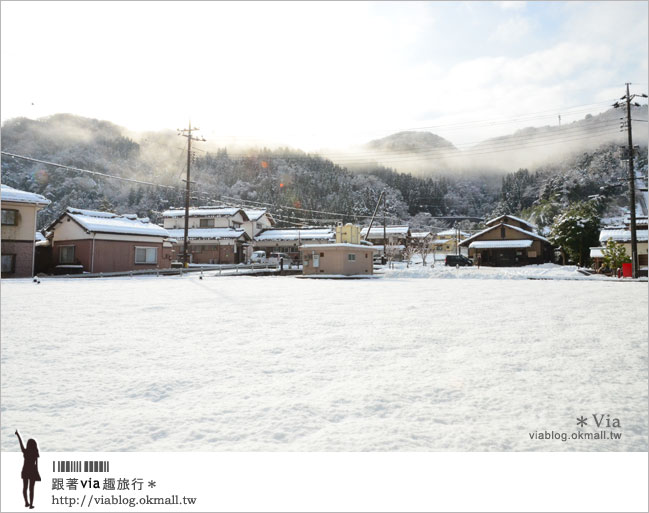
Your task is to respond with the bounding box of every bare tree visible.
[415,235,433,266]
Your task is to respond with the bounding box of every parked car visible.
[268,252,292,265]
[445,255,473,266]
[250,250,267,264]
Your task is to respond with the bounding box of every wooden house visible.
[459,214,553,266]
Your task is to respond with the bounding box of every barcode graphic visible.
[53,461,110,472]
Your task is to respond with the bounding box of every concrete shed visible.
[300,243,379,276]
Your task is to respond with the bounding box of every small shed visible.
[300,243,379,276]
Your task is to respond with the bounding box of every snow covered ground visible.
[1,265,647,451]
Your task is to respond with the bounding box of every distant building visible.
[253,227,335,262]
[459,214,553,266]
[431,229,469,254]
[300,243,378,276]
[241,209,276,238]
[360,225,410,259]
[47,207,171,273]
[591,184,649,272]
[1,184,51,277]
[335,223,362,244]
[597,221,648,270]
[162,207,251,263]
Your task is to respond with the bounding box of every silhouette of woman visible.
[15,430,40,509]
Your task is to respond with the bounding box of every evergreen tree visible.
[549,201,601,266]
[602,238,631,270]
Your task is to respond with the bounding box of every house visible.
[591,185,649,272]
[162,207,251,263]
[459,214,553,266]
[431,229,469,254]
[47,207,171,273]
[241,209,276,238]
[597,221,649,271]
[253,227,335,262]
[360,225,410,259]
[300,243,379,276]
[165,227,250,264]
[1,184,51,277]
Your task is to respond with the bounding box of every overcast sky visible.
[1,1,647,150]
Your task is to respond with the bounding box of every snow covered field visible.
[1,265,647,451]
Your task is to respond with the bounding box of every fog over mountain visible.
[1,109,646,233]
[322,105,648,177]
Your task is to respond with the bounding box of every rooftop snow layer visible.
[599,229,649,243]
[255,228,334,241]
[1,184,50,206]
[485,214,536,229]
[469,240,534,249]
[462,223,549,245]
[436,229,469,237]
[66,207,169,237]
[410,231,431,238]
[360,226,410,237]
[162,207,244,218]
[166,228,246,240]
[243,209,269,221]
[300,243,379,250]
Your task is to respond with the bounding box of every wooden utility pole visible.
[178,122,205,267]
[615,84,648,278]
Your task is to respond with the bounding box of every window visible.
[1,254,16,273]
[320,252,324,257]
[200,218,215,228]
[59,245,75,264]
[135,247,158,264]
[348,253,356,261]
[1,209,17,226]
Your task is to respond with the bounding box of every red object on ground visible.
[622,262,632,278]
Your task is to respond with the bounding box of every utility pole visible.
[558,114,561,127]
[178,122,206,267]
[614,84,648,279]
[383,193,387,264]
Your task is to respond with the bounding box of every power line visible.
[1,151,179,190]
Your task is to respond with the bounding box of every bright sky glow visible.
[1,1,647,150]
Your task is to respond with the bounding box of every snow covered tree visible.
[412,236,432,266]
[602,238,631,270]
[549,201,600,266]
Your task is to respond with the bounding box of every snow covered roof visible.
[255,228,334,241]
[410,231,431,238]
[162,207,249,220]
[485,214,536,230]
[599,229,649,243]
[469,240,534,249]
[243,209,273,222]
[64,207,169,237]
[300,243,379,251]
[460,223,549,246]
[166,228,247,240]
[35,231,47,242]
[436,229,469,237]
[1,184,50,206]
[360,225,410,237]
[589,247,605,259]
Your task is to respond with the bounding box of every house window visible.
[135,247,158,264]
[200,218,215,228]
[59,245,75,264]
[320,252,325,257]
[1,209,17,226]
[348,253,356,261]
[1,254,16,273]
